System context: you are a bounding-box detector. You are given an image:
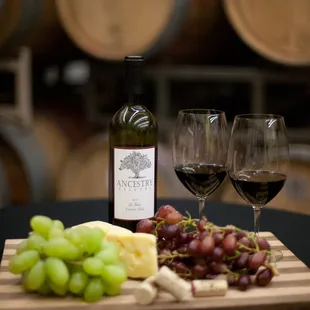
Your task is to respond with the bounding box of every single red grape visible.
[192,264,209,279]
[165,211,183,225]
[200,235,215,256]
[213,233,224,246]
[237,275,251,291]
[171,261,188,274]
[136,219,154,233]
[165,224,180,240]
[238,237,251,251]
[234,252,249,269]
[255,268,273,286]
[177,245,188,254]
[248,252,266,269]
[224,226,235,236]
[257,237,271,251]
[209,262,227,274]
[223,234,237,255]
[212,247,225,262]
[180,232,190,244]
[235,231,247,240]
[188,239,201,257]
[157,205,175,219]
[197,216,207,232]
[157,225,167,239]
[199,231,209,240]
[248,239,256,248]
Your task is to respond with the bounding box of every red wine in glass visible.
[227,114,290,262]
[173,109,229,218]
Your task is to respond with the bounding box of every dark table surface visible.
[0,198,308,267]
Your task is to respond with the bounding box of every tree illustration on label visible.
[119,151,151,178]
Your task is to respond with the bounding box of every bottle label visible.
[114,147,155,220]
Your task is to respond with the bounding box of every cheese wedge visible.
[72,221,132,236]
[106,232,158,279]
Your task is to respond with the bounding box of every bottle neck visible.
[124,64,143,105]
[127,93,143,106]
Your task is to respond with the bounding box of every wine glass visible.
[173,109,229,218]
[227,114,289,261]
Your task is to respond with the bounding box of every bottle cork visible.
[134,276,158,305]
[191,279,228,297]
[154,266,192,301]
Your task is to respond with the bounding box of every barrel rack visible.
[0,47,33,127]
[83,62,310,143]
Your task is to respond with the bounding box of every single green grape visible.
[100,241,120,253]
[37,281,52,295]
[68,270,89,295]
[45,257,69,287]
[21,270,32,292]
[16,240,29,254]
[105,284,122,296]
[25,260,46,291]
[83,257,105,276]
[49,282,68,296]
[9,250,40,274]
[27,234,47,254]
[64,228,84,248]
[43,238,81,260]
[53,220,64,230]
[96,248,119,265]
[83,277,105,303]
[101,263,127,285]
[30,215,53,238]
[48,226,65,239]
[87,228,104,254]
[78,227,104,255]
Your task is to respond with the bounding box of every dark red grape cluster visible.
[136,205,279,291]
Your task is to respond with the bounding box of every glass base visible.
[268,249,283,263]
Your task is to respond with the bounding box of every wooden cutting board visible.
[1,232,310,310]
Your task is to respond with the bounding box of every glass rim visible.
[178,109,225,115]
[235,113,284,120]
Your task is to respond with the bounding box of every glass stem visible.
[252,206,262,236]
[198,198,205,218]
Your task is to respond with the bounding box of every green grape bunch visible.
[9,215,127,303]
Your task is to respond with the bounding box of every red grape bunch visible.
[136,205,279,291]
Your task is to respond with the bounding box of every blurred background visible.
[0,0,310,216]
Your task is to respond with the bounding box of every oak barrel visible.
[56,134,192,201]
[0,0,61,55]
[56,0,225,63]
[217,144,310,215]
[224,0,310,65]
[0,114,74,206]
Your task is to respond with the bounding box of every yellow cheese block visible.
[72,221,132,236]
[72,221,158,278]
[106,232,158,279]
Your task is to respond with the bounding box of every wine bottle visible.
[108,56,158,232]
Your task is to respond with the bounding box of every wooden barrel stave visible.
[0,0,61,56]
[55,0,230,63]
[223,0,310,65]
[0,120,51,203]
[0,113,83,207]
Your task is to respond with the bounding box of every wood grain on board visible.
[1,232,310,310]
